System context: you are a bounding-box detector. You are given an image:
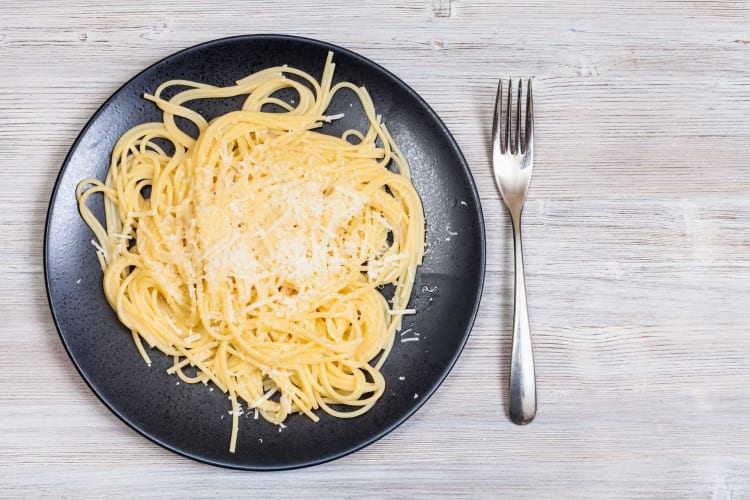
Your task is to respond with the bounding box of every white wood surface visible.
[2,1,750,497]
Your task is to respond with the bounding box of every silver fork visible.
[492,78,536,425]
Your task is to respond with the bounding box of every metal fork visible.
[492,78,536,425]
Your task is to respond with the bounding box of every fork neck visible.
[508,206,526,259]
[507,203,524,225]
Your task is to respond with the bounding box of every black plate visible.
[44,35,485,470]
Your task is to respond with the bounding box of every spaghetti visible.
[76,52,425,452]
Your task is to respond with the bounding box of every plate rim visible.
[43,33,486,470]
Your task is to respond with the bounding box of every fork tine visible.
[505,79,512,154]
[515,79,522,155]
[525,79,534,153]
[493,79,504,154]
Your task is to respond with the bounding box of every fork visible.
[492,78,536,425]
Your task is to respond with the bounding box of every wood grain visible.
[2,1,749,497]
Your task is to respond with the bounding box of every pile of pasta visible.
[76,52,424,452]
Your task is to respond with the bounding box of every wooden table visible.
[2,1,749,497]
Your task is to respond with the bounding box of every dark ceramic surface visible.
[44,35,485,470]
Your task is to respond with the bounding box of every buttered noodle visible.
[76,52,425,452]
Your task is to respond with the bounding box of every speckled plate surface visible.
[44,34,485,470]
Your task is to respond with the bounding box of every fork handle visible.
[509,211,537,425]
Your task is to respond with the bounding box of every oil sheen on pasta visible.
[76,52,425,452]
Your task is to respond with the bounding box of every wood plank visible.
[2,0,750,497]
